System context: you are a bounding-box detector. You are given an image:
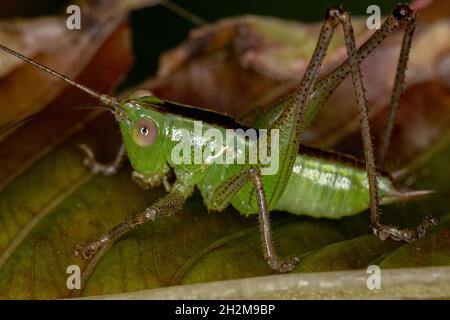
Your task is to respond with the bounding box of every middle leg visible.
[210,166,299,273]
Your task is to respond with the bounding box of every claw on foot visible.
[269,256,300,273]
[373,215,440,242]
[73,241,101,260]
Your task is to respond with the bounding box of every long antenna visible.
[160,0,207,26]
[0,44,119,108]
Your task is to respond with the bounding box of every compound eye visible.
[132,118,157,146]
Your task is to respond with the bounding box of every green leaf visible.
[0,108,449,298]
[1,7,450,299]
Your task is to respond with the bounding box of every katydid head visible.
[0,44,170,179]
[116,93,170,179]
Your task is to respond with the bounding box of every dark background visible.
[0,0,406,87]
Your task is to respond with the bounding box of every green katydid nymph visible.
[0,4,439,273]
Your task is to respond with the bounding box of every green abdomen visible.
[275,151,396,219]
[198,145,407,219]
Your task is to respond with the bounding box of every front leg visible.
[74,181,193,259]
[79,143,126,176]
